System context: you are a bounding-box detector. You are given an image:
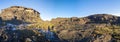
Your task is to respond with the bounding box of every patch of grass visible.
[94,27,112,34]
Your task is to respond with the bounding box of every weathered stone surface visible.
[0,6,42,25]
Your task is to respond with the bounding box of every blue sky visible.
[0,0,120,20]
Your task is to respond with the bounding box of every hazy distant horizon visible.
[0,0,120,21]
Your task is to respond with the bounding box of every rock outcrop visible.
[0,6,42,25]
[87,14,120,24]
[50,14,120,42]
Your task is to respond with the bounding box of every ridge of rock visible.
[0,6,42,25]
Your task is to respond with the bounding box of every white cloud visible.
[41,17,51,21]
[110,13,120,16]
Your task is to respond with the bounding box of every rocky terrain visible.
[0,6,42,25]
[0,6,120,42]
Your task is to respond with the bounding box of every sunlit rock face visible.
[0,6,42,25]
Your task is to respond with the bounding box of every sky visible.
[0,0,120,20]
